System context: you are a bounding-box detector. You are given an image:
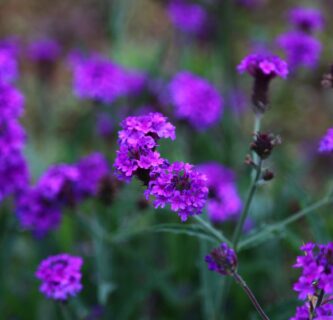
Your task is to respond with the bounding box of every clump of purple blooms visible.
[205,243,238,276]
[318,128,333,153]
[71,53,146,104]
[114,112,175,181]
[145,161,208,222]
[291,303,333,320]
[288,7,324,34]
[169,71,223,130]
[36,253,83,301]
[197,163,242,223]
[27,38,61,63]
[0,46,18,83]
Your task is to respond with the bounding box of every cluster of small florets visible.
[71,53,146,104]
[27,38,61,63]
[197,163,242,223]
[36,253,83,301]
[114,113,208,221]
[288,7,324,34]
[318,128,333,153]
[169,71,223,130]
[290,243,333,319]
[16,152,110,236]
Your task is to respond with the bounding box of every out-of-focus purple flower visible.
[167,0,208,36]
[77,152,109,197]
[169,71,223,130]
[71,54,146,104]
[318,128,333,153]
[277,32,321,70]
[145,161,208,221]
[205,243,238,275]
[36,253,83,301]
[293,242,333,300]
[289,7,324,33]
[197,163,242,223]
[290,302,333,320]
[27,39,61,62]
[0,119,26,156]
[0,48,18,83]
[96,113,113,138]
[0,82,24,120]
[114,113,175,181]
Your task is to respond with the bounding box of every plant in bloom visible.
[290,303,333,320]
[288,7,324,34]
[169,71,223,130]
[205,243,238,276]
[197,163,242,223]
[318,128,333,153]
[114,112,176,181]
[0,47,18,83]
[277,32,321,71]
[27,38,61,62]
[36,253,83,301]
[145,161,208,222]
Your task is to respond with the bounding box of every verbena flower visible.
[114,113,175,181]
[318,128,333,153]
[197,163,242,223]
[167,0,208,36]
[0,47,18,83]
[290,302,333,320]
[71,54,146,104]
[145,161,208,222]
[277,32,321,70]
[288,7,324,33]
[36,253,83,301]
[0,82,24,120]
[169,71,223,130]
[27,39,61,62]
[205,243,238,276]
[293,242,333,299]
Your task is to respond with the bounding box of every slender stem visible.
[233,273,270,320]
[232,160,262,250]
[252,114,262,179]
[254,114,262,133]
[194,215,231,245]
[239,197,332,250]
[59,303,73,320]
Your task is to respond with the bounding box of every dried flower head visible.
[251,132,281,160]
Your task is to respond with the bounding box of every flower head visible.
[169,71,223,130]
[28,39,61,62]
[277,32,321,70]
[289,7,324,33]
[0,82,24,120]
[290,302,333,320]
[251,132,281,159]
[0,47,18,83]
[145,161,208,222]
[318,128,333,153]
[205,243,238,276]
[36,253,83,301]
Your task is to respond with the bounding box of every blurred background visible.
[1,0,333,319]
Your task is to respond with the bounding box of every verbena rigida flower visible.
[290,303,333,320]
[205,243,238,275]
[318,128,333,153]
[36,253,83,301]
[288,7,324,34]
[145,161,208,222]
[277,32,321,71]
[169,71,223,130]
[197,163,242,223]
[0,47,18,83]
[237,53,288,113]
[114,112,175,183]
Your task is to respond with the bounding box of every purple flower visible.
[293,242,333,300]
[0,47,18,83]
[197,163,242,223]
[114,113,175,181]
[36,253,83,301]
[205,243,238,276]
[77,152,109,197]
[289,7,324,33]
[277,32,321,70]
[145,161,208,221]
[318,128,333,153]
[27,39,61,62]
[290,303,333,320]
[169,71,223,130]
[167,0,208,36]
[96,113,114,138]
[72,54,146,104]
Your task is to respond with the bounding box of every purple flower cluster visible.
[71,54,146,104]
[167,0,208,36]
[205,243,238,276]
[145,162,208,222]
[169,71,223,130]
[288,7,324,33]
[16,152,109,236]
[0,46,18,83]
[36,253,83,301]
[114,112,175,181]
[237,53,288,79]
[277,32,321,70]
[291,303,333,320]
[27,39,61,62]
[318,128,333,153]
[197,163,242,223]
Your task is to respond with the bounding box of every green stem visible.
[239,197,332,250]
[233,273,270,320]
[232,160,262,250]
[59,303,73,320]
